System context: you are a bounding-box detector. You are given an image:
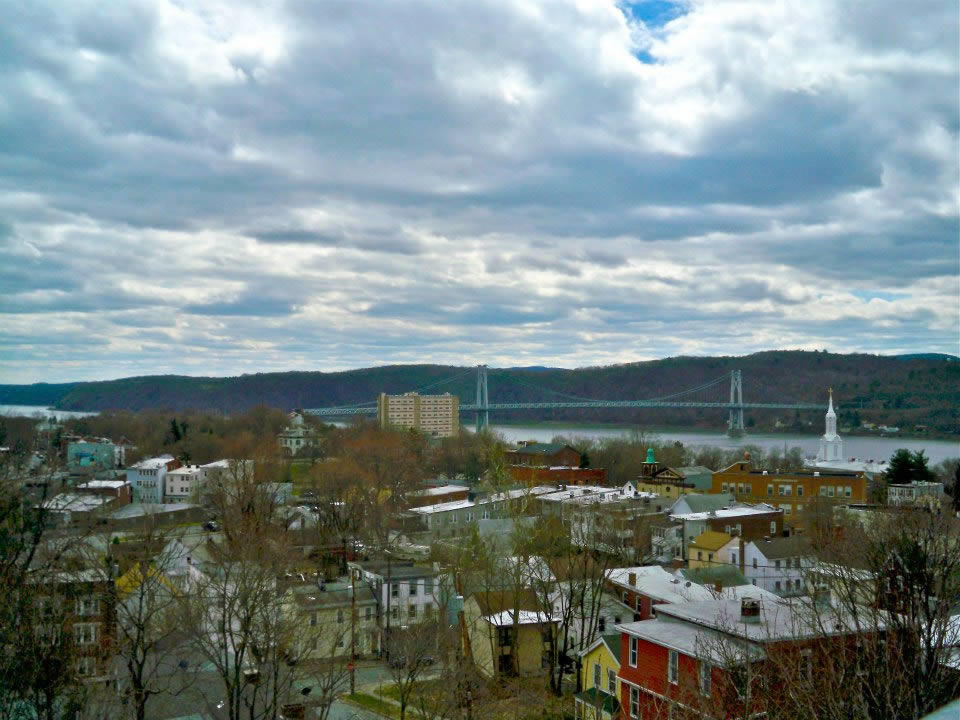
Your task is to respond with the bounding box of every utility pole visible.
[350,568,356,695]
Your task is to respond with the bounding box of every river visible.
[2,404,956,464]
[491,424,960,465]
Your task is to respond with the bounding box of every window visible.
[730,552,737,565]
[770,521,777,535]
[365,606,372,621]
[409,580,418,595]
[827,486,835,498]
[497,626,513,647]
[629,637,638,667]
[337,609,344,624]
[797,485,804,497]
[424,577,433,595]
[778,485,785,496]
[775,580,782,591]
[845,486,852,498]
[796,504,803,513]
[593,662,602,688]
[408,604,417,618]
[391,583,399,598]
[668,649,678,684]
[598,616,606,631]
[700,662,712,696]
[721,483,728,493]
[76,656,96,676]
[752,556,758,568]
[707,553,713,563]
[630,686,640,718]
[391,607,398,620]
[74,623,99,646]
[635,596,641,612]
[767,484,773,496]
[775,560,781,570]
[309,612,317,627]
[76,596,99,616]
[819,486,827,496]
[697,551,703,561]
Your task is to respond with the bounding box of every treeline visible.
[2,351,958,433]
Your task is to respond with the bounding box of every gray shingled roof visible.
[678,493,734,513]
[750,536,812,560]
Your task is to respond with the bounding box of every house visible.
[634,449,706,500]
[616,596,882,720]
[670,502,785,561]
[576,633,622,720]
[463,589,558,677]
[348,561,448,650]
[41,492,119,527]
[406,484,470,508]
[284,581,380,659]
[712,455,866,527]
[504,442,582,468]
[66,439,122,472]
[164,465,205,504]
[649,517,684,564]
[687,531,739,570]
[127,455,180,503]
[75,478,132,505]
[407,486,555,537]
[887,481,945,510]
[605,566,714,621]
[744,536,812,597]
[33,569,116,681]
[278,412,316,456]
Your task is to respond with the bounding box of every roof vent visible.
[762,470,768,475]
[685,582,691,588]
[814,472,820,477]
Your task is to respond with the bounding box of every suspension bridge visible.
[303,366,828,433]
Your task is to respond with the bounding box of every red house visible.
[616,596,880,719]
[605,566,713,621]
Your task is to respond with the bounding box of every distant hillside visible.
[2,351,958,433]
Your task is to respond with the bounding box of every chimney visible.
[628,572,637,587]
[714,582,722,594]
[740,598,761,623]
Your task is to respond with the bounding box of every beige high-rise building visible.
[377,392,459,437]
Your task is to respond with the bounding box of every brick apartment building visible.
[504,442,582,468]
[616,596,880,719]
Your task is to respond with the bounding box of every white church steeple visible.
[818,388,843,462]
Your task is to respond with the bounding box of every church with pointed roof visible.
[817,389,844,462]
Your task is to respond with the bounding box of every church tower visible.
[817,388,843,462]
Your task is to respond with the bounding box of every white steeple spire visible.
[818,388,843,462]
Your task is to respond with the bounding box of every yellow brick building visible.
[711,458,867,526]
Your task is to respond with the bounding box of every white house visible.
[348,561,449,632]
[744,536,812,596]
[164,465,205,504]
[127,455,177,503]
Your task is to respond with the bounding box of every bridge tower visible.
[728,369,745,433]
[475,364,489,432]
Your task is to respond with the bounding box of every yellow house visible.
[463,590,557,678]
[687,530,737,570]
[575,633,621,720]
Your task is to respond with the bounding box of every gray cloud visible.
[0,0,956,382]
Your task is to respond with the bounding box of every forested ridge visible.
[1,351,957,433]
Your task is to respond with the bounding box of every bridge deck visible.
[304,400,826,416]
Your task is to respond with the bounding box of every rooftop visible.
[42,493,112,512]
[537,485,656,506]
[129,455,174,470]
[748,536,812,560]
[677,566,749,588]
[408,486,555,514]
[353,561,438,580]
[509,442,577,456]
[76,479,128,490]
[690,530,734,552]
[606,566,714,604]
[410,484,470,497]
[673,503,780,521]
[288,582,376,608]
[671,493,735,514]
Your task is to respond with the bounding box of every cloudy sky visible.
[1,0,957,383]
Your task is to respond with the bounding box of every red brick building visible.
[508,465,606,486]
[504,442,582,468]
[616,596,878,719]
